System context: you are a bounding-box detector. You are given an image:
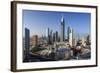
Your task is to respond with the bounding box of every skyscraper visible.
[25,28,30,61]
[32,35,38,48]
[50,29,53,44]
[53,32,56,42]
[67,27,73,46]
[72,31,77,47]
[60,16,65,42]
[46,28,50,43]
[55,31,58,42]
[86,35,91,45]
[46,28,54,44]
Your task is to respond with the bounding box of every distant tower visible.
[53,32,56,42]
[72,31,77,47]
[46,28,50,44]
[86,35,91,45]
[53,31,59,43]
[55,31,58,42]
[50,29,53,44]
[60,16,65,42]
[32,35,38,48]
[25,28,30,61]
[47,28,53,44]
[67,26,73,46]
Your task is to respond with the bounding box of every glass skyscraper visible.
[60,16,65,42]
[25,28,30,61]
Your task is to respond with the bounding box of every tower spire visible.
[61,15,64,22]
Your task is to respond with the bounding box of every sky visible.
[23,10,91,37]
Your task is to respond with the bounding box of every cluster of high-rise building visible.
[45,16,90,48]
[45,16,75,47]
[24,15,91,50]
[46,28,59,45]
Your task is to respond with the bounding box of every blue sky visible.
[23,10,91,37]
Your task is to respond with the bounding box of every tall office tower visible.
[52,31,58,43]
[25,28,30,61]
[53,32,56,42]
[55,31,58,42]
[46,28,50,44]
[86,35,91,45]
[60,16,65,42]
[50,29,53,44]
[32,35,38,48]
[67,26,73,46]
[72,31,77,47]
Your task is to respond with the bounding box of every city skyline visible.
[23,10,91,37]
[23,10,91,62]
